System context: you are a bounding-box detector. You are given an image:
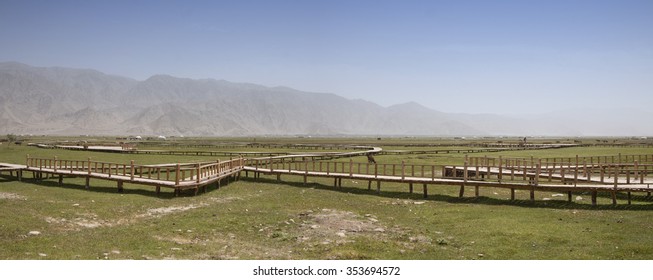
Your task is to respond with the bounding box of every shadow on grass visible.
[0,174,232,199]
[240,176,653,211]
[4,173,653,210]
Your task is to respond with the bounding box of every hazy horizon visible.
[1,0,652,115]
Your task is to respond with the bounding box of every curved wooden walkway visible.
[2,152,653,205]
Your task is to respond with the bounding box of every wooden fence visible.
[23,155,245,195]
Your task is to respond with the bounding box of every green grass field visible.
[1,137,652,260]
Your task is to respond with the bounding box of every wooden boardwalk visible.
[3,152,653,206]
[243,156,653,206]
[1,157,245,196]
[28,143,381,159]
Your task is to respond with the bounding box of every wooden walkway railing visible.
[14,155,246,196]
[468,154,653,169]
[3,153,653,205]
[244,155,653,206]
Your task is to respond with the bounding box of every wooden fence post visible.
[535,163,541,186]
[498,156,503,182]
[304,161,308,185]
[196,163,201,184]
[349,159,353,177]
[130,160,135,181]
[463,160,468,184]
[175,164,180,186]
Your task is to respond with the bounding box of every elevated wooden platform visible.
[1,157,245,196]
[243,156,653,206]
[3,152,653,206]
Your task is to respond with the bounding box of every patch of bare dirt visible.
[44,214,115,230]
[138,203,208,218]
[293,208,388,245]
[154,232,292,260]
[0,192,26,200]
[42,195,247,231]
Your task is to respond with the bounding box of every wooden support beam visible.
[591,191,597,206]
[627,192,632,205]
[409,183,413,194]
[530,187,535,202]
[117,181,124,193]
[459,185,465,198]
[474,185,479,197]
[423,184,428,198]
[568,191,572,202]
[510,188,515,200]
[156,186,161,196]
[58,175,63,186]
[368,180,372,190]
[611,191,617,206]
[85,177,90,190]
[376,181,381,194]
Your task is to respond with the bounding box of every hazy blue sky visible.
[1,0,652,114]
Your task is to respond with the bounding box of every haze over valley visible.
[1,62,650,137]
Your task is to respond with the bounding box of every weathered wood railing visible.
[25,155,245,187]
[250,158,445,180]
[453,154,653,184]
[247,155,652,186]
[468,154,653,169]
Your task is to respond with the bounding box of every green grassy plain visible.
[1,137,652,260]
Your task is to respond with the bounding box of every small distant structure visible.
[121,142,137,150]
[127,135,142,141]
[157,135,167,140]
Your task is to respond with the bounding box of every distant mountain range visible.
[0,62,650,136]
